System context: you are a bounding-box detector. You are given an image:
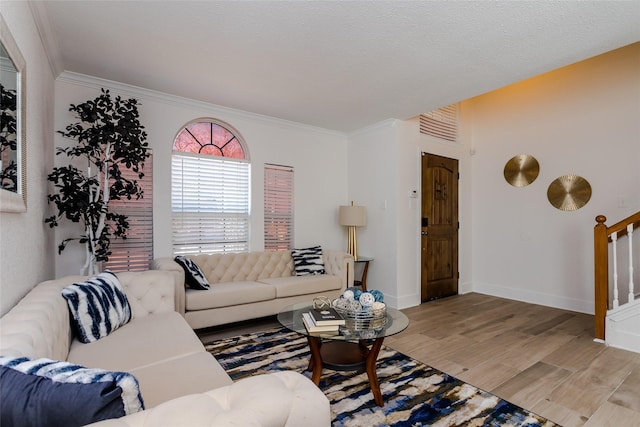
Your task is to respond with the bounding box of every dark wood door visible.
[421,153,459,302]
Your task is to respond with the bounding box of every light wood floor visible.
[198,293,640,427]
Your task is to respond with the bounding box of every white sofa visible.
[154,249,354,329]
[0,270,330,426]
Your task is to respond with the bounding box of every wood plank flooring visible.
[198,293,640,427]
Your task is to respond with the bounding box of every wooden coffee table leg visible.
[306,336,323,385]
[365,337,385,406]
[306,335,385,404]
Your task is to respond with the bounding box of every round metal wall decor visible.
[503,154,540,187]
[547,174,592,211]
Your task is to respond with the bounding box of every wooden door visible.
[421,153,459,302]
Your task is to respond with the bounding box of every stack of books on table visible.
[302,307,345,334]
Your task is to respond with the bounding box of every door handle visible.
[421,231,428,236]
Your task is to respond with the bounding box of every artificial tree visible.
[46,89,150,275]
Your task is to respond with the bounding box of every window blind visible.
[104,153,154,272]
[420,104,458,142]
[264,164,294,251]
[172,153,250,255]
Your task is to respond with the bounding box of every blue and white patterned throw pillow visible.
[62,270,132,344]
[0,356,144,426]
[174,256,210,290]
[292,245,326,276]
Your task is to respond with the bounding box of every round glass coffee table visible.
[278,302,409,406]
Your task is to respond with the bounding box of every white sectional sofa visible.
[154,249,353,329]
[0,270,330,426]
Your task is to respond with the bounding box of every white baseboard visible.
[606,303,640,353]
[385,281,592,314]
[606,325,640,353]
[471,281,593,314]
[459,281,473,294]
[387,293,421,310]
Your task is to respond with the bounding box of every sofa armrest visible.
[323,249,354,291]
[88,371,331,427]
[118,270,180,317]
[152,258,186,316]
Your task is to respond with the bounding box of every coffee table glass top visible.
[277,302,409,341]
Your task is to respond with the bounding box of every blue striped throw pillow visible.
[62,270,132,344]
[0,356,144,426]
[292,245,326,276]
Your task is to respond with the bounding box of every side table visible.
[354,256,373,291]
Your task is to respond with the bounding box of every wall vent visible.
[420,104,458,142]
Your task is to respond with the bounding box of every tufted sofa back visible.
[190,251,294,284]
[0,270,179,361]
[118,270,181,316]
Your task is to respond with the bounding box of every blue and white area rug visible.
[205,328,559,427]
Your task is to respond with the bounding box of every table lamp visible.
[338,201,366,261]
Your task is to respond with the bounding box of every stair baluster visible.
[612,231,619,309]
[628,224,635,304]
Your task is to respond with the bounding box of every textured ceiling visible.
[35,1,640,132]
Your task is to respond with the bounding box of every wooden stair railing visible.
[594,211,640,340]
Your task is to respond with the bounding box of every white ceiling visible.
[34,1,640,132]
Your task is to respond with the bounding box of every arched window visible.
[171,119,250,255]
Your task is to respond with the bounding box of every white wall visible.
[347,121,399,304]
[0,4,55,315]
[347,116,473,309]
[467,43,640,313]
[53,74,349,277]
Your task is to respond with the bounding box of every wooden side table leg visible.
[306,336,323,385]
[361,260,370,291]
[365,337,385,406]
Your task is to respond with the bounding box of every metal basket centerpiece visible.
[332,288,387,331]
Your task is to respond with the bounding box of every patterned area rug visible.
[205,328,559,427]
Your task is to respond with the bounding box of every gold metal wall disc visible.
[504,154,540,187]
[547,174,592,211]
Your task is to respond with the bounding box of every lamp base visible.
[347,225,359,261]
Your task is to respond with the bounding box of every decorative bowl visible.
[333,301,387,330]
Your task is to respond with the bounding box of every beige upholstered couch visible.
[0,270,330,426]
[154,249,354,329]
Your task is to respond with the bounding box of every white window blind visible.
[264,164,294,251]
[420,104,458,142]
[104,153,154,272]
[172,153,250,255]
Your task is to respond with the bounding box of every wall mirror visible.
[0,16,26,212]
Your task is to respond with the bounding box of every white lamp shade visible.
[338,205,366,227]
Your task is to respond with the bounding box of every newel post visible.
[594,215,608,340]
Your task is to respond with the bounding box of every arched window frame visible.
[172,118,250,160]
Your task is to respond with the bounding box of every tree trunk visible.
[81,143,111,276]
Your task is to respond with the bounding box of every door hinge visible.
[457,221,460,229]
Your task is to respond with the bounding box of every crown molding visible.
[57,71,347,138]
[347,118,399,138]
[29,0,63,77]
